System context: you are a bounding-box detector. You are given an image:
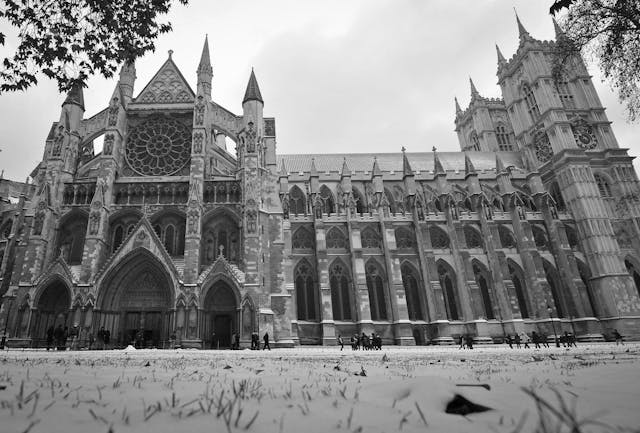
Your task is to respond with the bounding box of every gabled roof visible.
[132,54,195,105]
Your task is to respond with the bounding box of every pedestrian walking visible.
[262,332,271,350]
[613,329,624,345]
[531,331,541,349]
[505,334,513,349]
[514,333,521,349]
[458,335,466,350]
[337,334,344,351]
[520,332,530,349]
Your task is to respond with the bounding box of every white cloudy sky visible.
[0,0,638,180]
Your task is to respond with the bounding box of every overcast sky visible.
[0,0,638,181]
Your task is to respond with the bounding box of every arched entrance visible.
[32,280,71,345]
[203,280,238,349]
[98,251,173,348]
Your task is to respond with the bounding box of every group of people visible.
[46,324,110,351]
[339,333,382,351]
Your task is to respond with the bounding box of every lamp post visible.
[547,304,560,348]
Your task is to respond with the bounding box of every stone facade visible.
[2,19,640,348]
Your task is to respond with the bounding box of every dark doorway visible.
[213,314,232,348]
[32,281,71,346]
[204,281,238,349]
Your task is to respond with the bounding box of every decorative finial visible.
[168,50,174,59]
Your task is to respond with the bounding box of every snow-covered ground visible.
[1,343,639,433]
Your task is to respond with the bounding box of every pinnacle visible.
[402,149,414,177]
[243,69,264,104]
[341,157,351,177]
[433,151,445,175]
[496,154,507,173]
[310,157,318,176]
[552,17,564,39]
[279,158,288,177]
[455,97,462,114]
[464,153,477,177]
[469,77,479,99]
[496,44,506,64]
[63,82,85,110]
[515,10,531,42]
[371,157,382,177]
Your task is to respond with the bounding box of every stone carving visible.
[194,96,205,125]
[107,97,119,126]
[281,195,289,219]
[136,65,194,104]
[264,118,276,137]
[534,132,553,163]
[103,133,115,156]
[246,209,257,233]
[193,132,204,153]
[33,201,47,236]
[187,206,199,235]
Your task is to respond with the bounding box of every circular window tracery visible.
[125,115,191,176]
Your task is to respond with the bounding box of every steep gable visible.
[132,56,195,105]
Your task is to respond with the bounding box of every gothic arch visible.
[55,209,89,265]
[498,225,516,248]
[329,258,353,321]
[289,185,307,216]
[319,185,335,215]
[463,224,483,249]
[0,219,13,240]
[294,258,318,321]
[109,210,142,254]
[429,225,450,249]
[201,209,241,265]
[351,187,365,214]
[401,261,425,321]
[472,259,495,320]
[326,226,349,250]
[395,226,415,249]
[361,226,382,249]
[593,172,614,198]
[548,181,566,211]
[507,260,530,319]
[150,209,186,256]
[365,258,389,321]
[31,277,72,344]
[532,225,549,250]
[437,259,461,321]
[202,277,241,348]
[542,259,565,318]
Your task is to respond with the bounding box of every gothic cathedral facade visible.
[1,18,640,348]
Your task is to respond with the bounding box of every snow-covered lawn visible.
[1,344,639,433]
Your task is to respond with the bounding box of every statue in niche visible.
[247,210,257,233]
[206,238,215,262]
[88,211,101,235]
[52,125,65,156]
[103,134,114,156]
[187,208,199,235]
[32,202,47,235]
[516,203,526,220]
[107,97,119,126]
[192,132,203,153]
[281,196,289,219]
[195,96,205,125]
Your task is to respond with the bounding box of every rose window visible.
[125,115,191,176]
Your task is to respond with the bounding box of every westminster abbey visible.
[1,16,640,348]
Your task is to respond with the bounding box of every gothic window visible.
[0,220,12,239]
[470,131,480,151]
[152,215,185,256]
[544,261,565,318]
[292,226,314,250]
[401,263,424,321]
[624,259,640,298]
[125,115,191,176]
[594,174,612,198]
[319,185,335,215]
[295,259,317,321]
[495,123,513,151]
[326,227,348,250]
[522,83,540,120]
[329,260,352,321]
[437,261,459,321]
[464,225,483,249]
[365,260,388,321]
[532,225,549,250]
[429,226,450,249]
[112,225,124,253]
[473,261,495,319]
[351,188,365,214]
[548,182,566,211]
[361,226,382,249]
[555,78,575,109]
[56,214,88,265]
[508,262,529,319]
[290,185,306,216]
[498,225,516,248]
[395,227,415,249]
[534,131,554,163]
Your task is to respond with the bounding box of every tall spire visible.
[243,68,264,104]
[496,44,506,65]
[63,83,85,111]
[371,157,382,177]
[515,10,531,42]
[341,157,351,177]
[433,151,445,175]
[279,158,288,178]
[464,153,477,178]
[455,97,462,115]
[469,77,479,100]
[198,35,212,74]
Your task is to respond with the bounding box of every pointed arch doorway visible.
[32,280,71,344]
[203,280,239,349]
[98,251,174,348]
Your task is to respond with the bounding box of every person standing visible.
[262,332,271,350]
[520,332,530,349]
[613,329,624,345]
[531,331,541,349]
[46,326,54,351]
[337,334,344,351]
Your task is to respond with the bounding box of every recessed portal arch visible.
[31,278,72,345]
[202,278,240,349]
